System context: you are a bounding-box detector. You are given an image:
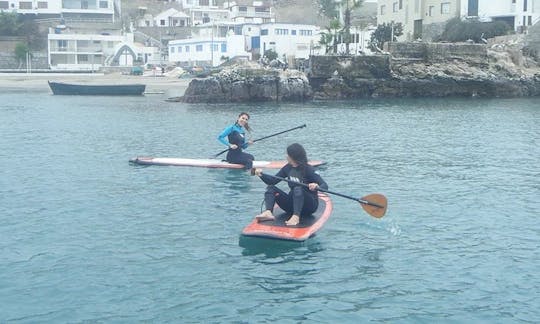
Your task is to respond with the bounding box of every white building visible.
[48,30,160,71]
[168,22,251,67]
[335,26,376,55]
[226,1,274,23]
[0,0,119,22]
[377,0,540,42]
[168,22,321,67]
[153,8,190,27]
[259,23,321,60]
[460,0,540,32]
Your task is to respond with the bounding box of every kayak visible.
[241,193,332,241]
[129,157,326,169]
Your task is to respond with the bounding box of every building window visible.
[291,30,296,35]
[380,5,386,15]
[524,0,528,11]
[261,29,268,35]
[57,40,67,50]
[77,54,89,62]
[160,19,165,26]
[528,15,532,25]
[299,29,312,36]
[99,1,108,8]
[200,0,209,5]
[239,6,247,12]
[399,0,403,9]
[178,46,182,52]
[0,1,9,9]
[393,2,398,12]
[428,5,435,16]
[19,1,32,9]
[196,44,203,52]
[38,1,48,8]
[221,43,226,52]
[275,28,288,35]
[212,44,218,51]
[171,47,175,53]
[441,2,450,14]
[185,46,190,52]
[77,40,89,47]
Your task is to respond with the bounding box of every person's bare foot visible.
[285,214,300,226]
[255,210,275,222]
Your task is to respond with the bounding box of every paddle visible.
[213,124,307,158]
[252,170,388,218]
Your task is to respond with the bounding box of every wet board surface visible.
[241,193,332,241]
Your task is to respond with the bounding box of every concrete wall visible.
[386,42,488,65]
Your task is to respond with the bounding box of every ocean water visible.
[1,86,539,323]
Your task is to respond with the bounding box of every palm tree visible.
[342,0,364,54]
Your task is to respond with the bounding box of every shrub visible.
[438,18,512,43]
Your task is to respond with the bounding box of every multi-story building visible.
[48,29,160,71]
[0,0,120,22]
[377,0,540,41]
[167,21,321,67]
[226,1,274,23]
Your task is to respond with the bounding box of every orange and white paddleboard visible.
[241,193,333,241]
[129,157,325,169]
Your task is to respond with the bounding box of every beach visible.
[0,72,190,97]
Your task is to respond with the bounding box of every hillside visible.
[120,0,376,27]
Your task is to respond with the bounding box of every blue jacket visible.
[218,123,249,149]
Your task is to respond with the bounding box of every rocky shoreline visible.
[170,40,540,103]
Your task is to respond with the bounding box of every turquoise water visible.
[1,87,539,322]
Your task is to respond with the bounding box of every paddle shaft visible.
[260,172,384,209]
[214,124,306,157]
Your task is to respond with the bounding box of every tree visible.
[318,0,339,20]
[319,18,342,54]
[264,49,278,61]
[370,22,403,51]
[15,43,30,69]
[0,12,22,35]
[342,0,364,54]
[438,18,511,43]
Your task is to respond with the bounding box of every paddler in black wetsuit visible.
[253,143,328,226]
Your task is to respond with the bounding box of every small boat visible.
[241,193,333,241]
[48,81,145,96]
[129,157,326,169]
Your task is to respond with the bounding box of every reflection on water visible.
[209,168,253,193]
[239,235,324,258]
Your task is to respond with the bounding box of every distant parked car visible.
[131,66,143,75]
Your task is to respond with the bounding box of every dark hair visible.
[287,143,308,175]
[237,112,252,132]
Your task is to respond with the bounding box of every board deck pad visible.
[241,194,332,241]
[129,157,325,169]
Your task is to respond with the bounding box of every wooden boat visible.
[48,81,146,96]
[129,157,326,169]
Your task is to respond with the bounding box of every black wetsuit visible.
[217,123,254,169]
[259,164,328,217]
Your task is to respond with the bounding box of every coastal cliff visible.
[173,38,540,103]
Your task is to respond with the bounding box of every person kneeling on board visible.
[217,112,254,170]
[253,143,328,226]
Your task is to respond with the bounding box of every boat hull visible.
[48,81,145,96]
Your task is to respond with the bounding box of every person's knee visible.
[292,186,304,197]
[265,185,278,194]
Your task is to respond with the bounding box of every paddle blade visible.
[359,194,387,218]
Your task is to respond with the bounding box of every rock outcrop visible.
[172,62,312,103]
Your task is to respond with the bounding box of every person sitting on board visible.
[217,112,254,169]
[253,143,328,226]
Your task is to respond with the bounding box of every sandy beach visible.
[0,72,191,97]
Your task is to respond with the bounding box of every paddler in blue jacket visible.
[253,143,328,226]
[217,112,254,169]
